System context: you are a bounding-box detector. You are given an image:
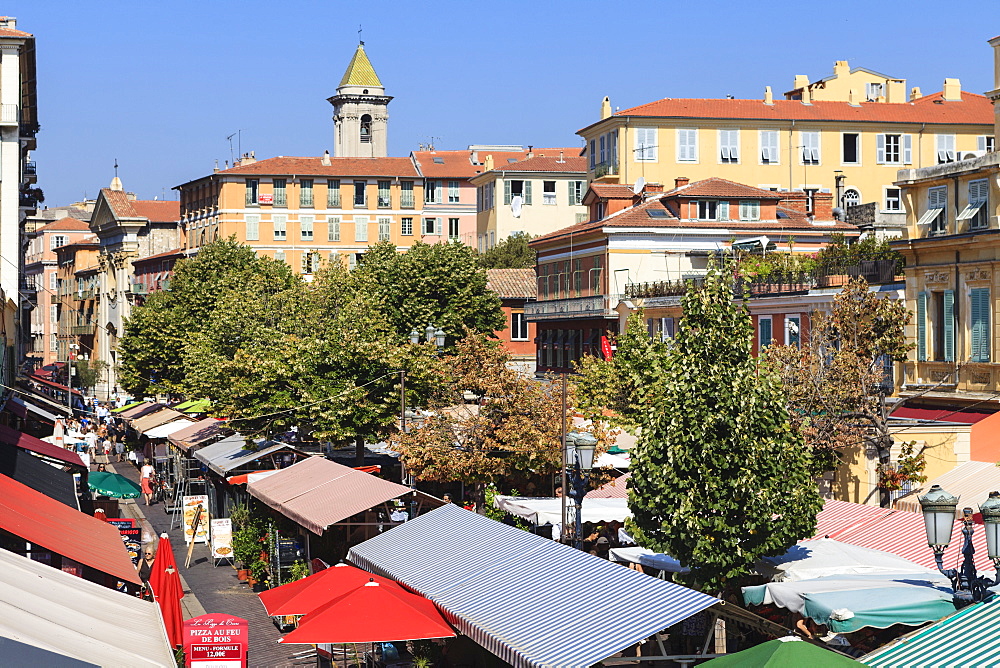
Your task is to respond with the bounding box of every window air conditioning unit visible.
[959,150,986,161]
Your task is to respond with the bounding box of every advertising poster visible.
[108,518,142,566]
[184,613,248,668]
[182,495,210,544]
[210,518,233,560]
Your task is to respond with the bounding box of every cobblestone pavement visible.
[109,460,312,667]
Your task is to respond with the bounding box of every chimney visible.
[674,176,689,189]
[848,89,859,106]
[833,60,849,78]
[942,78,962,101]
[643,182,665,194]
[213,159,219,174]
[910,86,922,101]
[763,86,773,105]
[483,154,494,171]
[321,150,331,166]
[793,74,809,95]
[801,86,812,105]
[558,151,565,163]
[126,192,137,201]
[601,96,612,120]
[886,79,905,104]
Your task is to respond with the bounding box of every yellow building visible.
[892,37,1000,411]
[176,154,429,273]
[579,61,993,232]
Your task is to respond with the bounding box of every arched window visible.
[360,114,372,143]
[843,188,861,208]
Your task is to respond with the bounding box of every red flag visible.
[600,335,614,361]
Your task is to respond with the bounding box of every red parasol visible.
[259,562,400,616]
[278,579,455,644]
[148,533,185,647]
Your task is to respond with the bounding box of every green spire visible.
[339,43,382,88]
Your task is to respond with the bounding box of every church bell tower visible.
[328,42,392,158]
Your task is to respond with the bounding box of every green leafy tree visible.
[355,241,504,344]
[628,266,822,592]
[478,233,536,269]
[762,277,914,504]
[73,359,107,390]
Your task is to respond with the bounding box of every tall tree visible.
[478,233,536,269]
[762,277,917,505]
[628,266,822,592]
[355,241,504,343]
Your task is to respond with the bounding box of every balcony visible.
[23,160,36,183]
[70,325,93,335]
[525,295,615,321]
[73,289,96,301]
[130,283,148,295]
[0,103,18,126]
[593,162,619,179]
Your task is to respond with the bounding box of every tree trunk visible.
[355,436,365,467]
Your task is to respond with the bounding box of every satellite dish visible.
[511,195,523,218]
[632,177,646,195]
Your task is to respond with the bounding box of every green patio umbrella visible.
[88,471,142,498]
[701,638,860,666]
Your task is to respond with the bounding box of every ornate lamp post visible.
[918,484,1000,604]
[565,431,597,549]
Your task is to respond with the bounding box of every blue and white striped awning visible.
[862,597,1000,667]
[348,503,717,668]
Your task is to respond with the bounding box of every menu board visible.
[184,613,248,668]
[210,518,233,560]
[182,495,210,544]
[108,518,142,566]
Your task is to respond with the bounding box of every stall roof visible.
[893,461,1000,517]
[132,408,186,434]
[0,549,174,667]
[18,388,72,416]
[111,400,143,414]
[193,436,307,476]
[167,418,228,451]
[760,538,939,582]
[117,402,161,420]
[0,473,141,585]
[247,456,413,535]
[0,423,85,469]
[348,504,718,668]
[181,399,211,414]
[141,418,196,440]
[587,472,631,498]
[863,597,1000,667]
[0,445,78,509]
[12,395,63,423]
[0,637,98,667]
[495,495,630,525]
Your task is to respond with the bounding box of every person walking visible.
[140,461,156,506]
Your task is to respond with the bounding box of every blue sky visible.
[9,0,998,206]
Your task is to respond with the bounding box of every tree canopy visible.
[478,233,536,269]
[626,266,822,592]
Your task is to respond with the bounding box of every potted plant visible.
[287,559,311,584]
[232,527,259,581]
[249,558,269,592]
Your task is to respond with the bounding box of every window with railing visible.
[377,181,391,208]
[354,181,367,208]
[327,180,341,208]
[300,179,314,208]
[273,179,287,207]
[246,179,259,206]
[401,181,414,208]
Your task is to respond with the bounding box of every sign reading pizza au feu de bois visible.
[184,613,248,668]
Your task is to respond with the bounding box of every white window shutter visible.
[903,135,912,164]
[718,201,729,221]
[245,215,259,241]
[876,134,886,164]
[435,218,443,235]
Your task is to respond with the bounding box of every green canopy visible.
[182,399,211,414]
[111,401,142,414]
[172,400,196,411]
[701,638,861,666]
[88,471,142,499]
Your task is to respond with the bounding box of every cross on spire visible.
[358,24,363,46]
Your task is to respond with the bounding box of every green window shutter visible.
[759,318,772,349]
[504,180,511,205]
[568,181,575,204]
[972,288,991,363]
[943,289,955,362]
[917,292,928,361]
[523,181,532,205]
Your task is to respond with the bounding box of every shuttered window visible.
[936,135,956,164]
[958,180,990,230]
[943,289,955,362]
[354,216,369,242]
[759,130,779,164]
[272,215,287,241]
[800,131,820,164]
[327,180,341,208]
[758,317,772,349]
[245,214,259,241]
[677,129,698,162]
[635,128,657,162]
[719,129,739,163]
[917,292,928,361]
[378,217,391,241]
[971,288,991,363]
[328,216,340,242]
[300,215,314,241]
[739,200,759,221]
[919,186,948,234]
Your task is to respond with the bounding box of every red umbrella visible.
[148,533,184,647]
[259,563,399,616]
[278,580,455,644]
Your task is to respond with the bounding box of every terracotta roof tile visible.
[596,92,993,129]
[219,156,419,178]
[663,178,783,199]
[487,268,537,299]
[36,217,90,233]
[131,200,180,222]
[490,155,587,174]
[412,148,580,178]
[589,183,639,199]
[132,248,185,265]
[101,188,137,218]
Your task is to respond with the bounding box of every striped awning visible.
[813,499,894,539]
[863,597,1000,666]
[894,461,1000,517]
[348,504,717,668]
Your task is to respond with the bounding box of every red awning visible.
[27,374,84,396]
[0,473,142,585]
[0,424,85,469]
[890,407,993,423]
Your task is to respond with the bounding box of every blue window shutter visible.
[917,292,927,361]
[943,290,955,362]
[523,181,532,205]
[972,288,991,363]
[759,318,772,349]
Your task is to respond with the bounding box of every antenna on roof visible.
[226,132,237,165]
[632,177,646,195]
[358,24,363,45]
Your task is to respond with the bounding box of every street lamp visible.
[566,431,597,549]
[918,484,1000,604]
[409,329,421,345]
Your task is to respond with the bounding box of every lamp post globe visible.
[409,329,421,345]
[980,491,1000,563]
[574,432,598,471]
[424,323,436,343]
[434,327,446,350]
[918,484,960,549]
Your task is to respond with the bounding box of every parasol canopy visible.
[258,562,399,616]
[147,533,184,647]
[87,471,141,499]
[701,637,862,666]
[278,580,455,644]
